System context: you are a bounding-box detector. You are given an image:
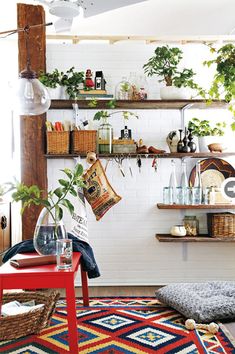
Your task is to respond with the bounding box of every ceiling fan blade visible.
[80,0,148,18]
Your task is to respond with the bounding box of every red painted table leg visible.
[81,269,89,306]
[66,279,79,353]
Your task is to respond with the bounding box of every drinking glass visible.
[163,187,173,205]
[56,239,73,270]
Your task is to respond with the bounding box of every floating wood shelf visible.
[45,152,235,159]
[49,99,228,110]
[157,204,235,209]
[156,234,235,242]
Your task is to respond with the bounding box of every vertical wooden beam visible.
[17,3,47,240]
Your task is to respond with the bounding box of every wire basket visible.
[71,130,97,154]
[0,290,60,341]
[47,131,70,154]
[207,213,235,237]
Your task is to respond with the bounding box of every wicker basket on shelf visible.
[0,290,60,341]
[207,213,235,237]
[71,130,97,154]
[47,131,70,154]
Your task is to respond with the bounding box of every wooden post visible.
[17,3,47,240]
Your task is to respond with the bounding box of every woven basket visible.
[47,131,70,154]
[207,213,235,237]
[71,130,97,154]
[0,290,60,341]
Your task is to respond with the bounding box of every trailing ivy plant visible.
[60,67,85,99]
[143,45,201,90]
[5,164,85,223]
[188,117,226,137]
[203,43,235,128]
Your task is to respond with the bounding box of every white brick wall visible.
[46,42,235,286]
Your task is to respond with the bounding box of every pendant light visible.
[16,25,51,115]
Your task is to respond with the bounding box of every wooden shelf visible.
[157,203,235,209]
[45,152,235,159]
[156,234,235,242]
[49,99,228,110]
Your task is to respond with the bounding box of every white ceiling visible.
[1,0,235,36]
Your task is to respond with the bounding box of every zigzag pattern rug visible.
[1,297,235,353]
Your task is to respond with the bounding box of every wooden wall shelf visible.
[157,203,235,209]
[49,99,227,110]
[156,234,235,242]
[45,152,235,159]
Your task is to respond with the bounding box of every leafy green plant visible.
[60,67,85,99]
[93,100,138,122]
[188,118,226,137]
[203,43,235,127]
[6,164,84,223]
[38,69,61,88]
[143,45,200,90]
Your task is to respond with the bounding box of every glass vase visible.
[33,207,66,255]
[115,77,132,100]
[98,118,113,154]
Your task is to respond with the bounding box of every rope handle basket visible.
[0,290,60,341]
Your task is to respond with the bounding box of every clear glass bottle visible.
[180,161,188,204]
[183,215,199,236]
[98,117,113,154]
[128,72,139,100]
[115,77,132,100]
[169,160,178,204]
[194,161,202,203]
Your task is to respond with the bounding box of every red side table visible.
[0,252,89,353]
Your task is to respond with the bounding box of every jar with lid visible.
[183,216,199,236]
[115,77,132,100]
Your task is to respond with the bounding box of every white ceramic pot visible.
[160,86,191,100]
[198,136,225,153]
[59,86,69,100]
[170,225,186,237]
[47,87,61,99]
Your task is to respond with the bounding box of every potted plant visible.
[5,164,84,255]
[143,45,201,99]
[60,67,85,99]
[38,69,61,99]
[188,117,227,152]
[203,44,235,128]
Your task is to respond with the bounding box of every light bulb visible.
[16,75,51,116]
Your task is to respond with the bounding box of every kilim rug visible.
[1,297,235,354]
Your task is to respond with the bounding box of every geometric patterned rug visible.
[1,297,235,354]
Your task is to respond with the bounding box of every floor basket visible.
[47,131,70,154]
[71,130,97,154]
[0,290,60,341]
[207,212,235,237]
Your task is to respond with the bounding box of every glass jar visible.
[183,216,199,236]
[115,77,132,100]
[98,118,113,153]
[34,207,66,255]
[128,72,148,100]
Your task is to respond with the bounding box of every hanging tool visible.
[137,156,142,173]
[152,157,158,173]
[128,155,133,177]
[114,156,125,177]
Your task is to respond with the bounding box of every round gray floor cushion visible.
[155,281,235,323]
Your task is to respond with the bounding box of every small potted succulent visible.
[188,117,227,152]
[143,45,201,99]
[203,43,235,128]
[38,69,61,99]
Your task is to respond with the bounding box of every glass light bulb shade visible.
[16,78,51,115]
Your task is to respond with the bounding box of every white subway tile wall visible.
[47,42,235,286]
